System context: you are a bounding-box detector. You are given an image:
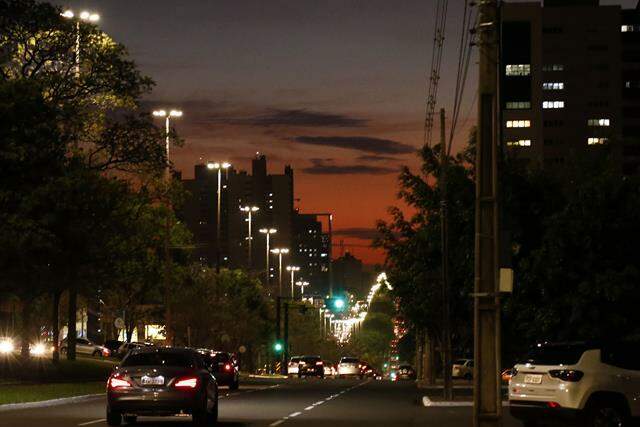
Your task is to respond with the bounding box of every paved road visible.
[0,378,527,427]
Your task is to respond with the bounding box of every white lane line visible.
[269,420,285,427]
[289,411,302,417]
[78,419,105,426]
[313,401,324,406]
[304,406,314,411]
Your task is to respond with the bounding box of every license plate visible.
[141,375,164,385]
[524,374,542,384]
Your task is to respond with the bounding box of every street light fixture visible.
[286,266,300,299]
[240,206,259,269]
[207,161,231,273]
[295,281,310,300]
[152,109,183,173]
[60,9,100,78]
[271,248,289,297]
[259,228,277,288]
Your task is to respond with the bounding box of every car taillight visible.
[174,376,199,389]
[316,361,323,366]
[103,349,110,357]
[108,376,132,389]
[547,401,561,408]
[224,363,232,371]
[549,370,583,382]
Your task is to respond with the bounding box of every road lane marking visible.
[304,406,314,410]
[289,411,302,417]
[78,419,105,426]
[269,420,285,426]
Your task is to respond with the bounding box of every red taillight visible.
[108,376,132,389]
[549,370,583,382]
[174,376,198,389]
[103,349,110,357]
[547,401,561,408]
[224,363,232,371]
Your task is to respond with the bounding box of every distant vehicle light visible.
[30,343,47,356]
[315,361,323,366]
[0,339,14,354]
[224,363,232,371]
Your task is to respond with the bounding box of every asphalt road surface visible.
[0,378,528,427]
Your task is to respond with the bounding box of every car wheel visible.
[106,407,122,426]
[123,415,137,424]
[585,400,628,427]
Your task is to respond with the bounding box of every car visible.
[298,355,324,378]
[323,364,333,377]
[106,346,218,426]
[104,340,123,356]
[501,367,515,383]
[509,341,640,427]
[452,358,473,380]
[116,341,153,359]
[396,364,416,380]
[337,357,361,378]
[60,337,109,357]
[199,350,239,390]
[288,356,302,375]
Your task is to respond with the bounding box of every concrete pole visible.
[441,108,453,401]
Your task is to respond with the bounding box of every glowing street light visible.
[259,228,277,287]
[152,109,183,173]
[240,206,259,268]
[286,265,300,299]
[295,281,310,300]
[271,248,289,297]
[207,161,232,272]
[60,9,100,78]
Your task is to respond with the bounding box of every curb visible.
[421,396,510,408]
[0,393,105,412]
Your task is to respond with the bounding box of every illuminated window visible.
[542,64,564,72]
[543,101,564,109]
[543,82,564,90]
[588,137,608,145]
[505,101,531,109]
[587,118,610,126]
[506,120,531,128]
[505,64,531,76]
[621,25,640,32]
[506,139,532,147]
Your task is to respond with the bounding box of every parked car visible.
[199,350,239,390]
[501,367,515,383]
[509,341,640,427]
[452,358,474,380]
[103,340,123,356]
[337,357,361,378]
[106,347,218,426]
[396,364,417,380]
[116,341,153,359]
[298,355,324,378]
[60,337,109,357]
[288,356,302,375]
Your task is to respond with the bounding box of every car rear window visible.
[341,357,358,363]
[212,353,230,363]
[522,344,588,365]
[302,356,321,363]
[122,352,194,367]
[290,357,301,362]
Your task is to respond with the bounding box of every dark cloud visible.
[293,136,416,155]
[357,154,401,162]
[302,159,397,175]
[227,109,367,128]
[333,227,379,241]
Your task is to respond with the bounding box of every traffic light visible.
[273,341,283,353]
[325,296,347,312]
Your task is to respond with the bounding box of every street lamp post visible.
[286,266,300,299]
[240,206,259,269]
[295,281,309,300]
[259,228,277,288]
[207,162,231,273]
[61,9,99,79]
[271,248,289,297]
[153,110,183,175]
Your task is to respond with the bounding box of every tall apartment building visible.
[292,213,331,295]
[181,154,294,273]
[501,0,640,173]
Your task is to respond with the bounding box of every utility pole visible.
[440,108,453,401]
[473,0,501,426]
[283,302,289,375]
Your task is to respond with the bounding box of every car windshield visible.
[341,357,358,363]
[522,344,588,365]
[122,352,194,367]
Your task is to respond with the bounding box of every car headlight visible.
[30,343,46,356]
[0,339,14,354]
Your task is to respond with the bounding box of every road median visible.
[0,382,105,409]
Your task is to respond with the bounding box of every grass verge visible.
[0,382,105,405]
[0,357,114,383]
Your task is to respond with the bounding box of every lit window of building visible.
[543,101,565,109]
[588,137,608,145]
[542,64,564,72]
[621,25,640,32]
[506,139,532,147]
[543,82,564,90]
[506,120,531,128]
[505,64,531,76]
[505,101,531,109]
[587,118,610,126]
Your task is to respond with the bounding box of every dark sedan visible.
[298,355,324,378]
[106,347,218,426]
[199,350,240,390]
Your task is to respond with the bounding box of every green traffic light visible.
[334,298,345,309]
[274,342,283,352]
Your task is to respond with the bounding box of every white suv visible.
[509,341,640,427]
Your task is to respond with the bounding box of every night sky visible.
[55,0,636,264]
